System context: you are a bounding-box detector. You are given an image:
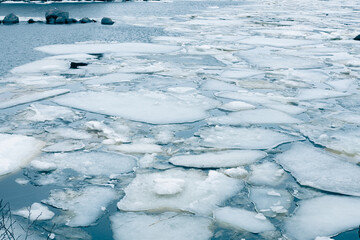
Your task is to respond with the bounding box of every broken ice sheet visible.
[17,103,78,122]
[44,186,117,227]
[110,212,213,240]
[0,134,45,176]
[213,207,275,233]
[117,169,243,215]
[84,72,138,85]
[296,88,351,100]
[42,141,85,153]
[218,101,256,111]
[284,195,360,240]
[169,150,267,168]
[10,58,69,75]
[275,143,360,196]
[208,109,302,125]
[248,161,287,187]
[13,202,55,221]
[53,90,219,124]
[197,126,302,150]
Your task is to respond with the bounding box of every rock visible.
[66,18,78,24]
[55,17,66,24]
[80,17,92,23]
[45,9,69,24]
[354,35,360,41]
[3,13,19,25]
[70,62,88,69]
[28,19,35,24]
[101,17,114,25]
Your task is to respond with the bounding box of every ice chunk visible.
[53,90,219,124]
[218,101,256,111]
[13,203,55,221]
[221,69,263,79]
[169,150,266,168]
[36,151,136,176]
[198,126,301,149]
[85,73,138,85]
[297,89,351,100]
[216,91,298,105]
[110,143,162,154]
[46,127,93,140]
[284,195,360,240]
[223,167,248,179]
[201,80,242,91]
[237,37,316,47]
[110,212,212,240]
[213,207,275,233]
[36,43,181,55]
[44,186,117,227]
[208,109,302,125]
[249,187,292,217]
[31,160,57,172]
[11,59,69,74]
[0,134,45,176]
[153,178,185,195]
[85,121,130,143]
[0,89,70,109]
[42,141,85,153]
[18,103,76,122]
[248,162,287,186]
[117,169,243,215]
[275,143,360,196]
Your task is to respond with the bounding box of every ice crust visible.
[110,212,213,240]
[0,134,45,176]
[285,195,360,240]
[53,90,219,124]
[276,143,360,196]
[169,150,267,168]
[117,169,243,215]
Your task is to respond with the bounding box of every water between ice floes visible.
[1,0,360,239]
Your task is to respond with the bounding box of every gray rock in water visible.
[101,17,114,25]
[3,13,19,25]
[55,17,66,24]
[28,19,35,24]
[66,18,78,24]
[45,9,69,24]
[354,34,360,41]
[80,17,92,23]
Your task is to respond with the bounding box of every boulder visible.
[66,18,78,24]
[354,35,360,41]
[101,17,114,25]
[55,17,66,24]
[3,13,19,25]
[45,9,69,24]
[28,19,35,24]
[70,62,88,69]
[80,17,92,23]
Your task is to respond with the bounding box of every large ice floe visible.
[117,168,243,215]
[110,212,212,240]
[284,195,360,240]
[275,143,360,196]
[53,90,219,124]
[0,134,45,176]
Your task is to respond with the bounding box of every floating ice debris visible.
[169,150,266,168]
[46,127,93,140]
[275,143,360,196]
[19,103,77,122]
[216,91,297,105]
[218,101,256,111]
[265,103,306,115]
[11,59,69,74]
[201,80,242,91]
[35,43,181,55]
[0,89,70,109]
[237,37,316,47]
[13,203,55,221]
[44,186,117,227]
[198,126,301,149]
[42,141,85,153]
[284,195,360,240]
[248,162,287,186]
[31,160,57,172]
[223,167,248,179]
[117,169,242,215]
[110,143,162,154]
[110,212,213,240]
[85,72,138,85]
[53,90,219,124]
[213,207,275,233]
[138,154,156,169]
[15,178,29,185]
[220,69,264,79]
[249,187,292,217]
[297,89,351,100]
[85,121,130,143]
[208,109,302,125]
[0,134,45,176]
[36,151,136,176]
[5,75,67,88]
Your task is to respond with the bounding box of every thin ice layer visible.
[198,126,301,149]
[0,134,45,176]
[213,207,275,233]
[169,150,267,168]
[44,186,117,227]
[284,195,360,240]
[110,212,213,240]
[275,143,360,196]
[53,90,219,124]
[117,169,243,215]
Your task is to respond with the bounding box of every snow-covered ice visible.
[248,161,287,186]
[13,203,55,221]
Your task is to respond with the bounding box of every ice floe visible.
[218,101,256,111]
[0,134,45,176]
[13,203,55,221]
[213,207,275,233]
[18,103,77,122]
[53,90,219,124]
[110,212,212,240]
[275,143,360,196]
[169,150,266,168]
[117,169,242,215]
[248,162,287,186]
[284,195,360,240]
[297,89,351,100]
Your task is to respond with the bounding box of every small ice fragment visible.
[219,101,256,111]
[223,167,248,179]
[31,160,57,172]
[153,178,185,196]
[248,162,286,186]
[15,178,29,185]
[13,203,55,221]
